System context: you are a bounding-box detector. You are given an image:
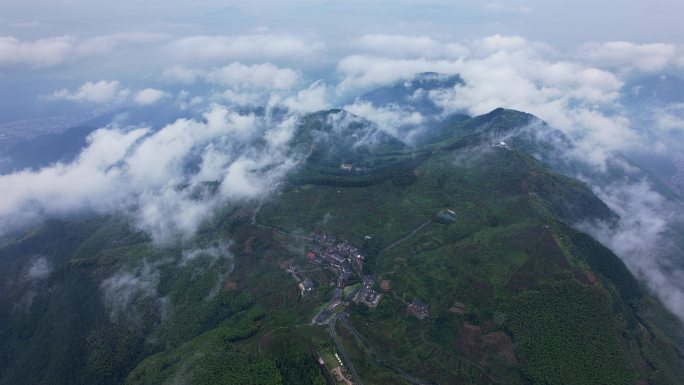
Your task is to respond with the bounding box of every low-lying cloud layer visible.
[581,179,684,320]
[101,239,234,323]
[0,103,302,243]
[101,260,164,323]
[165,34,325,65]
[578,41,678,72]
[0,32,168,69]
[51,80,131,104]
[163,62,301,90]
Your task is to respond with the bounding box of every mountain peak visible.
[358,72,464,114]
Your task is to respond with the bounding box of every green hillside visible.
[0,108,683,385]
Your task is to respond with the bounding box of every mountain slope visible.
[0,106,683,385]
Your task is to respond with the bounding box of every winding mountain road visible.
[336,313,437,385]
[329,313,364,385]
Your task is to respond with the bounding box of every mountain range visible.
[1,73,684,385]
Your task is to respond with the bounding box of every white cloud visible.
[216,89,263,106]
[206,62,300,89]
[580,179,684,321]
[164,62,301,90]
[478,34,530,53]
[337,37,627,153]
[74,32,168,56]
[0,105,300,243]
[0,35,74,68]
[162,66,202,84]
[101,261,163,322]
[50,81,171,106]
[339,35,631,160]
[163,65,329,113]
[26,257,51,280]
[134,88,166,105]
[274,80,330,113]
[51,80,130,104]
[0,127,147,230]
[0,32,169,70]
[166,34,325,64]
[344,100,426,141]
[336,55,461,94]
[355,34,468,59]
[578,41,677,72]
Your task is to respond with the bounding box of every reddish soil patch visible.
[505,266,536,292]
[521,179,530,194]
[585,270,597,284]
[506,226,571,292]
[380,280,391,290]
[454,321,482,360]
[449,302,466,315]
[331,367,353,385]
[573,269,598,285]
[481,331,517,365]
[223,280,238,290]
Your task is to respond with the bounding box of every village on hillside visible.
[283,231,385,325]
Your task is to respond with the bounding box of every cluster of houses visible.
[349,275,382,307]
[285,264,315,297]
[309,232,365,271]
[339,163,367,173]
[306,232,385,324]
[299,278,314,296]
[408,298,429,320]
[287,229,444,328]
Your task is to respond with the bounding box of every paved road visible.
[374,218,433,278]
[337,313,437,385]
[380,219,433,254]
[329,313,364,385]
[253,222,313,241]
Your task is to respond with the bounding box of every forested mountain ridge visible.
[1,87,684,385]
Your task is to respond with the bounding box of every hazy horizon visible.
[1,1,683,121]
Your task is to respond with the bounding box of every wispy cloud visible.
[0,104,301,243]
[134,88,167,105]
[0,32,168,69]
[50,80,131,104]
[578,41,677,72]
[164,62,301,90]
[165,34,325,64]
